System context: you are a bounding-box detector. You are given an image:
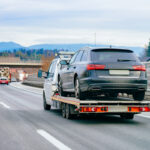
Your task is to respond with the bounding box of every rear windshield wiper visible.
[117,59,136,62]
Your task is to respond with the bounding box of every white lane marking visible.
[0,102,10,109]
[37,129,71,150]
[137,114,150,119]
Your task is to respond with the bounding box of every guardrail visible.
[22,74,44,88]
[0,62,42,66]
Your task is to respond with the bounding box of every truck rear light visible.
[128,107,140,112]
[133,65,146,71]
[81,107,108,112]
[87,64,105,70]
[139,107,150,112]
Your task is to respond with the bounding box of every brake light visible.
[133,65,146,71]
[87,64,105,70]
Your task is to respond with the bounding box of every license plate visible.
[109,70,129,75]
[108,106,128,112]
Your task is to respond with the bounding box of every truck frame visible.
[46,94,150,120]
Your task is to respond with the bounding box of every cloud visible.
[0,0,150,46]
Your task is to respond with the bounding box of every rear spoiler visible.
[92,48,133,53]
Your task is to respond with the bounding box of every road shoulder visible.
[10,82,43,95]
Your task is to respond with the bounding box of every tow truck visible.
[48,94,150,120]
[42,52,150,120]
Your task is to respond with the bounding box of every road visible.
[0,84,150,150]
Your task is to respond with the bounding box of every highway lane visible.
[0,85,150,150]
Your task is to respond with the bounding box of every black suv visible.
[58,47,147,100]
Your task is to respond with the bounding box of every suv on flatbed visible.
[58,47,147,101]
[39,52,74,110]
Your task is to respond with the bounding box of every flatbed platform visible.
[51,95,150,117]
[52,95,150,107]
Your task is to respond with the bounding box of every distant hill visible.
[0,42,23,51]
[28,43,144,55]
[28,44,90,50]
[0,42,144,55]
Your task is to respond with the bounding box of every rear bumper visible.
[0,82,8,84]
[81,78,147,93]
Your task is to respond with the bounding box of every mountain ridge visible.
[0,41,144,55]
[0,42,24,51]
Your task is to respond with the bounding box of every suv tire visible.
[133,91,145,101]
[58,77,67,97]
[43,92,51,110]
[75,77,85,100]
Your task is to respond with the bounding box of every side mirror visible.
[42,72,48,78]
[38,70,48,78]
[38,70,42,78]
[60,60,69,65]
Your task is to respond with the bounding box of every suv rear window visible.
[91,50,139,62]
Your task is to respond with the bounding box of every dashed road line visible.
[0,102,10,109]
[37,129,72,150]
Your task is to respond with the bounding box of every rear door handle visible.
[73,66,76,69]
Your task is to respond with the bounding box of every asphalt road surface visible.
[0,84,150,150]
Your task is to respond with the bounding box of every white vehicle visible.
[42,52,74,110]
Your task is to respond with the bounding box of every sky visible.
[0,0,150,47]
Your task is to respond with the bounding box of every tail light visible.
[133,65,146,71]
[87,64,105,70]
[139,107,150,112]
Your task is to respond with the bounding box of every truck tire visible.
[43,92,51,110]
[66,104,72,119]
[75,78,85,100]
[58,78,67,97]
[62,103,66,118]
[133,91,145,101]
[120,114,134,119]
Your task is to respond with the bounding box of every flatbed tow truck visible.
[51,94,150,120]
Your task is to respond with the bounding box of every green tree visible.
[145,40,150,57]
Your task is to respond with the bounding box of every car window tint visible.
[74,51,83,62]
[91,51,139,62]
[81,51,88,61]
[49,62,54,73]
[51,61,57,74]
[48,61,57,78]
[70,52,78,64]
